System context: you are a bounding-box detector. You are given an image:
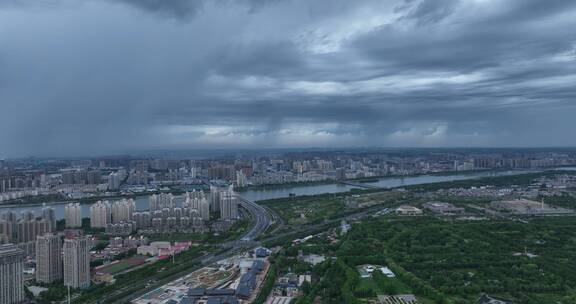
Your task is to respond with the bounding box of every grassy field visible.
[356,275,412,296]
[100,261,134,274]
[98,256,148,274]
[259,190,411,227]
[260,195,347,224]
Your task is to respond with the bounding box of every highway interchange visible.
[236,195,272,241]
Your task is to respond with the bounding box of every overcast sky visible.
[1,0,576,157]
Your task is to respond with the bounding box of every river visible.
[0,169,544,219]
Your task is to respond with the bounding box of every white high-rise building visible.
[41,207,56,232]
[0,244,25,304]
[35,233,62,284]
[220,191,238,221]
[185,191,210,221]
[149,194,160,212]
[210,184,234,212]
[107,172,121,191]
[111,199,135,223]
[133,212,151,229]
[198,197,210,221]
[63,237,90,289]
[190,166,199,178]
[149,193,174,212]
[90,201,111,228]
[65,203,82,228]
[162,193,174,210]
[209,185,220,212]
[236,170,248,188]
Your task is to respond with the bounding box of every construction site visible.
[132,255,270,304]
[490,199,574,215]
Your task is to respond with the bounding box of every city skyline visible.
[6,146,576,160]
[1,0,576,157]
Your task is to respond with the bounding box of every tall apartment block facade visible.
[111,199,135,223]
[63,237,91,289]
[65,203,82,228]
[185,190,210,221]
[220,191,238,221]
[0,244,25,304]
[35,233,62,283]
[90,201,111,228]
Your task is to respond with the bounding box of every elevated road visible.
[338,181,380,189]
[236,194,272,241]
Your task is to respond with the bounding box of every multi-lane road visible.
[236,194,272,241]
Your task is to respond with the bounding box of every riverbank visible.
[0,188,192,209]
[403,169,576,192]
[236,169,508,191]
[1,168,566,219]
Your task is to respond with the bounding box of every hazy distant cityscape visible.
[2,148,576,202]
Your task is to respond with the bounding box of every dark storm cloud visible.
[1,0,576,157]
[113,0,284,20]
[115,0,205,19]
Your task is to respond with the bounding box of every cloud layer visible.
[1,0,576,157]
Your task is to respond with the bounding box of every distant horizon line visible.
[3,146,576,160]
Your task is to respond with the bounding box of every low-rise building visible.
[422,201,465,215]
[357,264,395,278]
[254,247,270,258]
[137,241,191,257]
[137,245,158,256]
[236,260,265,300]
[105,221,135,235]
[378,294,419,304]
[395,205,423,216]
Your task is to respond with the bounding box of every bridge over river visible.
[338,181,381,189]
